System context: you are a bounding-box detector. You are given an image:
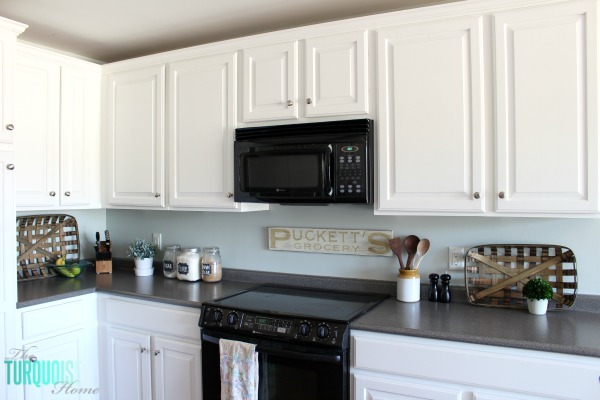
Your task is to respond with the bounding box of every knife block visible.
[95,241,112,274]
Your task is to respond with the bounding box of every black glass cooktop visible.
[207,284,388,322]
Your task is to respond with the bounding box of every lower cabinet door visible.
[353,373,464,400]
[20,331,98,400]
[106,327,151,400]
[152,336,202,400]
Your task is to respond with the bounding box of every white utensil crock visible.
[397,270,420,302]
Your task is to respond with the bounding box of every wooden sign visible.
[268,227,393,256]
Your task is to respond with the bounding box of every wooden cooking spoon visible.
[388,237,404,272]
[404,235,420,269]
[413,238,430,269]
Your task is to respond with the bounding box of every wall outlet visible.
[448,246,465,270]
[152,233,162,251]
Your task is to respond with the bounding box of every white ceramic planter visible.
[134,267,154,277]
[397,270,420,302]
[527,298,549,315]
[134,257,153,268]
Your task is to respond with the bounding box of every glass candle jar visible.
[162,244,181,279]
[177,247,201,282]
[201,247,222,282]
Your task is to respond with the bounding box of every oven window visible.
[261,353,340,399]
[241,152,324,191]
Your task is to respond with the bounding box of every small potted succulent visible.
[522,278,553,315]
[127,238,157,276]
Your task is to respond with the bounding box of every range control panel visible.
[200,306,349,348]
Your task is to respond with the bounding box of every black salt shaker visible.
[439,274,452,303]
[428,273,439,302]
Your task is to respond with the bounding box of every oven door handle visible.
[202,333,341,364]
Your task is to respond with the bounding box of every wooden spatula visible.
[389,237,405,272]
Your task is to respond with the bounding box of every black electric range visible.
[199,284,388,350]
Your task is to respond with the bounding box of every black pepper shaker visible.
[439,274,452,303]
[428,273,439,302]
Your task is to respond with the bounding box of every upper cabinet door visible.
[106,65,165,207]
[60,65,100,207]
[305,31,369,117]
[0,21,26,144]
[243,41,298,121]
[14,52,60,209]
[376,16,485,214]
[495,2,598,214]
[168,52,237,209]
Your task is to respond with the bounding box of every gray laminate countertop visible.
[16,263,600,358]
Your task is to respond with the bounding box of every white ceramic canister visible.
[162,244,181,278]
[177,248,201,281]
[397,269,420,302]
[201,247,222,282]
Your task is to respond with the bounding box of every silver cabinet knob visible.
[226,192,233,198]
[306,98,312,104]
[286,100,294,107]
[64,191,71,197]
[154,350,161,356]
[498,192,505,199]
[6,124,14,131]
[6,164,14,170]
[140,347,147,353]
[49,191,56,197]
[154,193,161,198]
[29,355,37,362]
[474,192,480,199]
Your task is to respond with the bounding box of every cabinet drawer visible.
[105,298,200,340]
[352,331,600,399]
[21,297,92,340]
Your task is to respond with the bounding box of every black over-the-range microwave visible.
[234,119,374,204]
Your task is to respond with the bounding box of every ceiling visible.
[0,0,459,63]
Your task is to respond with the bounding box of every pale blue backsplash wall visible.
[104,206,600,295]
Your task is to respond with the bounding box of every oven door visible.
[201,329,347,400]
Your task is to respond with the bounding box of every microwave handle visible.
[326,144,333,196]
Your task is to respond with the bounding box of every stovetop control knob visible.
[212,309,223,323]
[227,312,239,326]
[298,322,311,337]
[317,323,330,339]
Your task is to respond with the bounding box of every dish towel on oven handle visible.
[219,338,259,400]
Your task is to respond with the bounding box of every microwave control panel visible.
[335,144,366,198]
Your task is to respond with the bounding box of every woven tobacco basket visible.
[464,244,577,310]
[16,214,80,281]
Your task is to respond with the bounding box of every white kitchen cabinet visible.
[105,64,165,208]
[376,0,600,217]
[243,41,298,121]
[100,296,202,400]
[0,17,26,144]
[14,44,101,210]
[105,54,267,211]
[14,295,99,400]
[376,15,486,215]
[352,330,600,400]
[105,327,151,400]
[494,1,598,214]
[305,31,369,117]
[105,328,202,400]
[242,30,369,122]
[168,52,266,211]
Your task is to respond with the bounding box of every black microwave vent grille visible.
[235,119,372,141]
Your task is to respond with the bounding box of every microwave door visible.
[238,146,331,202]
